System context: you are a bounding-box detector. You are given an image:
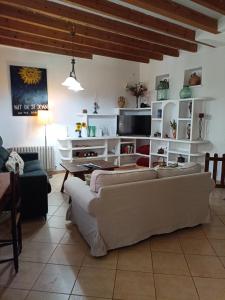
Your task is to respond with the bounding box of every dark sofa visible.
[0,139,51,219]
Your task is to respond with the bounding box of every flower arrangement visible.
[126,82,147,108]
[75,122,87,138]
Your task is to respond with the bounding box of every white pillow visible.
[5,151,24,175]
[90,168,157,193]
[157,162,201,178]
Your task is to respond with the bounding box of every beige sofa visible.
[65,165,213,256]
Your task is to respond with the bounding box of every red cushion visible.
[136,157,149,167]
[136,144,150,155]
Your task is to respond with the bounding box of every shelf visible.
[136,153,150,158]
[168,161,185,166]
[118,108,151,111]
[178,118,191,121]
[107,154,119,157]
[152,118,162,121]
[73,155,106,160]
[59,147,71,151]
[120,153,136,156]
[72,146,105,150]
[77,113,118,117]
[169,150,189,155]
[120,141,136,144]
[151,152,167,157]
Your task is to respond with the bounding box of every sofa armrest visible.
[19,152,38,162]
[64,177,98,214]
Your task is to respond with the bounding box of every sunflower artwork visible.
[10,65,48,116]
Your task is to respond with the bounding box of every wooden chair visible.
[205,153,225,188]
[0,164,22,272]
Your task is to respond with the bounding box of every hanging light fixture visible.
[62,25,84,91]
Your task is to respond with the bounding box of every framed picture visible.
[10,65,48,116]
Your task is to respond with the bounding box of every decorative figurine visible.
[187,123,191,140]
[93,102,99,114]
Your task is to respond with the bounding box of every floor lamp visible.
[38,110,51,172]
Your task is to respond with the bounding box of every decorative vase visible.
[198,113,204,140]
[179,85,192,99]
[91,126,96,137]
[172,129,176,139]
[87,126,91,137]
[118,96,126,108]
[136,96,139,108]
[187,123,191,140]
[78,130,82,138]
[188,101,192,118]
[157,80,169,101]
[189,72,201,86]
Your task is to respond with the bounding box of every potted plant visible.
[170,120,177,139]
[126,82,147,108]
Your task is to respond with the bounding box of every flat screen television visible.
[117,115,151,136]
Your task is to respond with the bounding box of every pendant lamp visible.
[62,26,84,91]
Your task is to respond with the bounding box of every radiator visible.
[11,146,55,171]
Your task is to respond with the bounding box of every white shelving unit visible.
[58,100,210,167]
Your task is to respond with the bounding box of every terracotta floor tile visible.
[152,252,190,275]
[26,291,70,300]
[209,239,225,256]
[70,296,111,300]
[203,226,225,239]
[47,216,72,229]
[30,227,65,243]
[180,238,216,255]
[47,205,59,215]
[117,242,152,272]
[60,227,85,245]
[0,261,44,289]
[20,241,57,263]
[72,267,115,298]
[54,206,69,217]
[154,274,198,300]
[114,270,155,300]
[150,234,182,253]
[33,264,78,293]
[83,250,118,270]
[49,244,86,266]
[186,254,225,278]
[0,287,28,300]
[177,226,205,239]
[194,277,225,300]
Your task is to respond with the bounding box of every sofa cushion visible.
[24,160,42,173]
[157,162,201,178]
[0,146,9,162]
[5,151,24,175]
[90,168,157,193]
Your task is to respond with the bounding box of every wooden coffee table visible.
[60,160,117,192]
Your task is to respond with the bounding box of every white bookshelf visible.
[58,100,210,167]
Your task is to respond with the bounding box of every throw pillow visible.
[157,162,201,178]
[90,168,157,193]
[5,151,24,175]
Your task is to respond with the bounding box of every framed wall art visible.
[10,65,48,116]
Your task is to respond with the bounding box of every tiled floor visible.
[1,174,225,299]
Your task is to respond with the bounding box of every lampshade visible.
[38,110,52,125]
[62,57,84,92]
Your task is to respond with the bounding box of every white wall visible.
[140,45,225,155]
[0,45,139,167]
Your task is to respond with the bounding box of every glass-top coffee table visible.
[60,159,117,192]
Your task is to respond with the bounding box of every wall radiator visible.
[12,146,55,170]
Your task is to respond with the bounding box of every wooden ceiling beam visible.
[0,5,179,57]
[0,0,197,52]
[122,0,218,33]
[0,28,150,63]
[66,0,195,41]
[191,0,225,15]
[0,36,92,58]
[0,18,163,60]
